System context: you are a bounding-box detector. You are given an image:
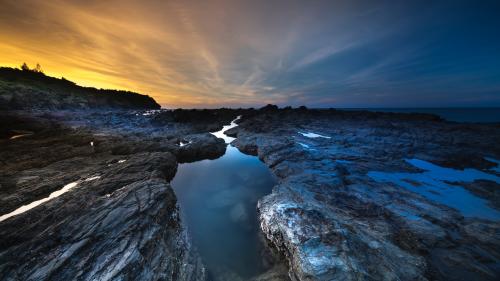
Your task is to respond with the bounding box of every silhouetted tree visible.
[19,62,44,74]
[34,63,43,73]
[21,62,30,71]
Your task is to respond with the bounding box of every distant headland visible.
[0,64,160,110]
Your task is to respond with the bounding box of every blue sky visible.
[255,0,500,108]
[1,0,499,107]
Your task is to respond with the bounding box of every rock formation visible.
[231,108,500,281]
[1,107,499,281]
[0,110,234,280]
[0,67,160,110]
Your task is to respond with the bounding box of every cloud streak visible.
[1,0,499,108]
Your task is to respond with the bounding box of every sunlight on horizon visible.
[1,0,499,108]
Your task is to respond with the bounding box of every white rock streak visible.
[0,181,79,222]
[9,133,32,140]
[0,174,103,222]
[179,141,192,147]
[298,132,331,139]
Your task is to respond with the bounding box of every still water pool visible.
[368,158,500,221]
[171,119,276,280]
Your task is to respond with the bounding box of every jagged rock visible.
[176,133,227,163]
[3,107,499,281]
[0,110,240,281]
[233,108,500,281]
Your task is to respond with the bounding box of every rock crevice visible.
[233,109,500,281]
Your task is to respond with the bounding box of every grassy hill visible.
[0,67,160,110]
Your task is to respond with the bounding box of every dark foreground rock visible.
[2,107,500,281]
[231,109,500,281]
[0,152,205,280]
[0,110,239,281]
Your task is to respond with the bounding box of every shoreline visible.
[1,108,499,280]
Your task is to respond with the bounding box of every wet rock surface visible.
[231,108,500,281]
[0,110,239,281]
[2,107,500,281]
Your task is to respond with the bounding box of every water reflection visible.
[210,116,241,144]
[171,144,275,279]
[368,159,500,221]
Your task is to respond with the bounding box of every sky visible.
[0,0,499,108]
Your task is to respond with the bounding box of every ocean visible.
[345,108,500,123]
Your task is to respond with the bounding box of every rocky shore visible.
[0,109,236,280]
[1,107,499,281]
[231,108,500,281]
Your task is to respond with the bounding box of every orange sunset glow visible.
[2,1,500,281]
[1,0,283,108]
[2,0,499,108]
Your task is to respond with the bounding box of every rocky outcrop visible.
[2,107,500,281]
[0,152,205,280]
[232,109,500,281]
[0,67,160,110]
[0,110,237,281]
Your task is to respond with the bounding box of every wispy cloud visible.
[1,0,499,107]
[289,41,358,71]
